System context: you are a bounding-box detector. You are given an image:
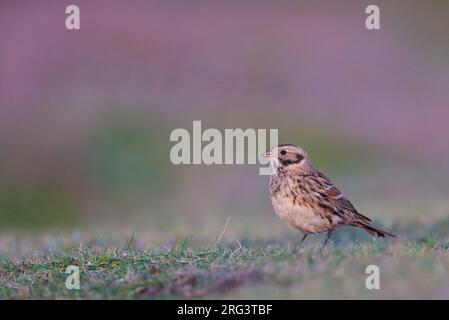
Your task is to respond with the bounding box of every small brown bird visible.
[263,144,394,249]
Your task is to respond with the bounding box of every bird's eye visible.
[280,150,287,155]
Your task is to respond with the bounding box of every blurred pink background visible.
[1,1,448,234]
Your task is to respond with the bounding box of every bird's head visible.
[263,144,314,174]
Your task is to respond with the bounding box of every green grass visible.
[1,226,449,299]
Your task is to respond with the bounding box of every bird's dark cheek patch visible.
[280,154,304,166]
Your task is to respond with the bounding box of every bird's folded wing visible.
[315,171,372,223]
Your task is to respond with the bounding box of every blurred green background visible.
[0,0,448,240]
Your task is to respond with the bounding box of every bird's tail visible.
[351,221,395,238]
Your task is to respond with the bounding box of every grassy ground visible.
[1,217,449,299]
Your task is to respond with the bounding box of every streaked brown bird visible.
[263,144,395,249]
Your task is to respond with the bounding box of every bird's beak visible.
[262,151,272,158]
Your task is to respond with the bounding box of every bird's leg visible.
[322,230,333,249]
[298,233,309,250]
